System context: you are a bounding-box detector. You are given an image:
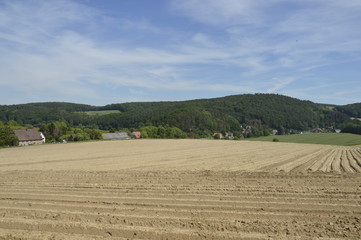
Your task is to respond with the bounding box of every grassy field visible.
[78,110,121,116]
[248,133,361,146]
[351,117,361,121]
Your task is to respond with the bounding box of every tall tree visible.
[0,126,19,147]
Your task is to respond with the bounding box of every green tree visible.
[40,121,68,142]
[0,126,19,147]
[168,127,186,138]
[140,126,159,138]
[84,128,102,140]
[7,120,18,127]
[157,126,166,138]
[342,124,361,135]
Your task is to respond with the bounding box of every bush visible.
[140,126,187,138]
[342,124,361,135]
[213,133,221,139]
[272,138,280,142]
[0,126,19,147]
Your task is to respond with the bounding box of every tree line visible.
[1,94,360,145]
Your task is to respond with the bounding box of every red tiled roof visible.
[132,131,141,138]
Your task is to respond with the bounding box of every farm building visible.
[132,131,141,139]
[13,129,46,146]
[212,132,223,139]
[312,128,324,133]
[102,132,131,140]
[225,132,234,139]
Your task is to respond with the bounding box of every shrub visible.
[0,126,19,147]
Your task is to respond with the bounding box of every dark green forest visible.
[1,94,360,140]
[335,103,361,118]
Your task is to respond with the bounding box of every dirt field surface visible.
[0,140,361,239]
[1,140,361,173]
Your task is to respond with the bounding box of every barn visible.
[13,129,46,146]
[102,132,131,140]
[132,131,141,139]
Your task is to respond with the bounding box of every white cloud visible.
[0,0,261,98]
[192,33,215,47]
[267,77,296,93]
[0,0,360,105]
[170,0,277,26]
[171,0,361,59]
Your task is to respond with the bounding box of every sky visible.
[0,0,360,106]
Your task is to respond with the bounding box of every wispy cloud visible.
[0,0,261,103]
[267,77,296,93]
[170,0,361,97]
[170,0,274,26]
[0,0,360,105]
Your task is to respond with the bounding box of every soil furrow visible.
[0,218,267,240]
[1,189,358,205]
[1,140,361,239]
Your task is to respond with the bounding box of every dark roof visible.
[102,132,131,140]
[13,129,44,141]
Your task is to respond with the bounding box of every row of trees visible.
[140,126,187,139]
[1,94,360,140]
[39,122,103,142]
[336,103,361,118]
[38,122,189,141]
[342,124,361,135]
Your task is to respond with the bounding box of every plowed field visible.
[0,140,360,239]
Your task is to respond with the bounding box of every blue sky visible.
[0,0,360,106]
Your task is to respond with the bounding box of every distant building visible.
[242,126,253,135]
[212,132,223,139]
[132,131,141,139]
[102,132,131,140]
[225,132,234,139]
[68,134,77,141]
[312,128,324,133]
[13,129,45,146]
[272,129,278,135]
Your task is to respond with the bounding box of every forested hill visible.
[335,103,361,118]
[0,94,360,137]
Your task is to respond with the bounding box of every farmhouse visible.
[13,129,46,146]
[212,132,223,139]
[225,132,234,139]
[242,126,253,135]
[272,129,278,135]
[132,131,141,139]
[102,132,131,140]
[312,128,324,133]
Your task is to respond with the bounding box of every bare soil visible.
[0,140,360,239]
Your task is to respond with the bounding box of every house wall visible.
[19,140,44,146]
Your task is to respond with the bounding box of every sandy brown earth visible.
[0,140,360,239]
[0,140,360,173]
